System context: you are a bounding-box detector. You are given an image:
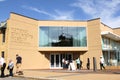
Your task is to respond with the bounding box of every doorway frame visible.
[50,53,73,69]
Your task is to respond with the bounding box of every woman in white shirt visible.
[0,57,6,77]
[100,56,105,70]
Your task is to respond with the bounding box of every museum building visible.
[0,12,120,69]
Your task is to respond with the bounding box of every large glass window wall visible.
[102,37,120,50]
[102,37,120,66]
[39,26,87,47]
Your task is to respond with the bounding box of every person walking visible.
[76,58,80,70]
[80,60,83,69]
[100,56,105,70]
[7,59,14,77]
[0,56,6,77]
[62,58,66,69]
[16,54,23,75]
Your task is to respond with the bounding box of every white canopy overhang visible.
[0,22,6,29]
[101,31,120,41]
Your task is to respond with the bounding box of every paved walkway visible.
[0,77,32,80]
[1,69,120,80]
[17,69,120,80]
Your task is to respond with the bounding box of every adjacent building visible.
[0,12,120,69]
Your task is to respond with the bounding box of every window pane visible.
[39,27,49,46]
[39,26,87,47]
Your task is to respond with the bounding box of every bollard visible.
[87,58,90,70]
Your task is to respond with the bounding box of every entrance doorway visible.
[50,53,73,69]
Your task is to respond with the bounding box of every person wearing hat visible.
[100,56,105,70]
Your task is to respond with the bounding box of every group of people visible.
[62,58,75,70]
[0,54,22,78]
[76,57,105,70]
[62,58,83,70]
[62,56,105,70]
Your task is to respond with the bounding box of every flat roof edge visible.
[10,12,39,21]
[101,22,113,29]
[87,18,100,21]
[113,27,120,29]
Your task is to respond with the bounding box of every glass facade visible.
[39,26,87,47]
[102,37,120,66]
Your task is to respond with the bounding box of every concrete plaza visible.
[15,69,120,80]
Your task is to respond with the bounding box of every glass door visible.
[56,54,60,67]
[50,53,73,69]
[50,54,54,67]
[50,54,61,69]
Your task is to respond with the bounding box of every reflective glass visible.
[39,26,87,47]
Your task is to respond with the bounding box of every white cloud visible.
[53,10,74,20]
[71,0,120,28]
[22,5,74,20]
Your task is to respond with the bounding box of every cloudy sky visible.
[0,0,120,28]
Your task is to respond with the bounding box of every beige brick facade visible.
[0,12,120,70]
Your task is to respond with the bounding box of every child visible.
[7,59,14,76]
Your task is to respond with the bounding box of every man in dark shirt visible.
[16,54,22,74]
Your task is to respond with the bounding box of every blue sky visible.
[0,0,120,28]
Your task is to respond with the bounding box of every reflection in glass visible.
[39,26,87,47]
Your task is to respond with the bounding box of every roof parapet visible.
[10,12,39,21]
[87,18,100,21]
